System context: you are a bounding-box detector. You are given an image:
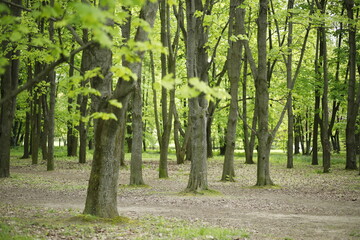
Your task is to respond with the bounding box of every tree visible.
[255,0,274,186]
[344,0,359,170]
[316,0,331,173]
[286,0,294,169]
[184,0,210,192]
[0,0,21,178]
[221,0,244,182]
[83,0,158,217]
[158,0,176,178]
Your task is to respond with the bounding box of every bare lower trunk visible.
[84,110,121,217]
[186,98,208,191]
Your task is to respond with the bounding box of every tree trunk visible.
[67,52,78,157]
[185,0,209,192]
[130,77,145,185]
[242,55,255,165]
[0,0,21,177]
[222,0,244,182]
[31,79,41,165]
[255,0,273,186]
[47,3,56,171]
[318,3,331,173]
[312,30,321,166]
[286,0,294,169]
[21,111,31,159]
[345,0,358,170]
[84,111,122,217]
[84,0,158,217]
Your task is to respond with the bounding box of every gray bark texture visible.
[345,0,359,170]
[185,0,209,192]
[255,0,274,186]
[221,0,244,182]
[286,0,294,169]
[317,0,331,173]
[84,0,158,217]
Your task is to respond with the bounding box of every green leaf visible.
[10,31,22,42]
[111,66,137,81]
[161,73,175,90]
[84,67,104,80]
[109,99,123,109]
[91,112,118,121]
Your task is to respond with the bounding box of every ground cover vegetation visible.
[0,0,360,238]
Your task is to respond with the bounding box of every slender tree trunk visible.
[317,1,331,173]
[47,0,56,171]
[31,70,41,165]
[242,55,255,164]
[222,0,244,182]
[185,0,210,192]
[286,0,294,169]
[21,112,31,159]
[130,76,145,185]
[67,53,78,157]
[345,0,358,170]
[255,0,273,186]
[312,30,321,166]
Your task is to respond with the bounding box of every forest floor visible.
[1,149,360,240]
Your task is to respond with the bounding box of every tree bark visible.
[130,76,145,185]
[67,53,78,157]
[312,30,321,166]
[286,0,294,169]
[0,0,21,177]
[47,0,56,171]
[317,0,331,173]
[345,0,358,170]
[185,0,210,192]
[84,0,158,217]
[255,0,274,186]
[222,0,244,182]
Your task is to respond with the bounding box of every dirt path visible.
[1,159,360,239]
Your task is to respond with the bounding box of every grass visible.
[0,206,248,240]
[135,216,248,240]
[0,223,33,240]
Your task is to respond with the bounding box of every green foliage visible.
[177,78,231,101]
[137,216,248,240]
[70,214,132,225]
[0,223,32,240]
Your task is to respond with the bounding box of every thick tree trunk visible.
[255,0,273,186]
[84,111,122,217]
[345,0,358,170]
[222,0,243,182]
[0,0,21,178]
[84,0,158,217]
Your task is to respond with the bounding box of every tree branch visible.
[0,41,94,105]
